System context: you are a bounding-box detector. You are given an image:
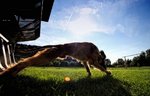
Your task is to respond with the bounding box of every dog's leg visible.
[83,62,91,77]
[0,48,59,77]
[93,63,111,75]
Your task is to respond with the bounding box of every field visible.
[0,67,150,96]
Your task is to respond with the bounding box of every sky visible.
[21,0,150,63]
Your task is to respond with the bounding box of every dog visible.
[41,42,111,76]
[0,42,111,77]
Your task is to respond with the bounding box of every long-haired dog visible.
[0,42,111,77]
[42,42,111,76]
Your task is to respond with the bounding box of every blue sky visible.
[21,0,150,63]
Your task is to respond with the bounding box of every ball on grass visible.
[64,76,71,82]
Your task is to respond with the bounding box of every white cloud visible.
[47,0,139,36]
[39,0,142,45]
[66,11,99,35]
[79,7,98,15]
[46,1,102,35]
[49,36,72,45]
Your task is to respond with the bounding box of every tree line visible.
[111,49,150,67]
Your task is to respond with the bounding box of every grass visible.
[0,67,150,96]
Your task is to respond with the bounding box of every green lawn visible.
[0,67,150,96]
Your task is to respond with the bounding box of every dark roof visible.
[0,0,54,43]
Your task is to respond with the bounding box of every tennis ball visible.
[64,76,71,82]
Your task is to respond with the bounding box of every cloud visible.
[66,8,99,35]
[47,1,102,35]
[37,0,143,44]
[47,0,140,37]
[79,7,98,15]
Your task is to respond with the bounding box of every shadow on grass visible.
[0,75,131,96]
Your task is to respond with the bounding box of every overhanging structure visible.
[0,0,54,71]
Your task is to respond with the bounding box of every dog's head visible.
[99,50,107,70]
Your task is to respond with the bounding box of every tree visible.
[125,59,132,67]
[117,58,125,67]
[130,56,140,66]
[111,58,125,67]
[112,62,118,67]
[145,49,150,66]
[146,49,150,57]
[138,51,146,66]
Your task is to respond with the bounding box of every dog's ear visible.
[100,50,106,59]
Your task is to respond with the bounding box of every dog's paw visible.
[106,71,111,75]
